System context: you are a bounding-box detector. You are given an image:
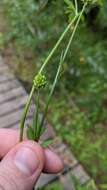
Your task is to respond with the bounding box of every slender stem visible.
[19,12,77,142]
[39,53,63,137]
[19,2,87,142]
[38,3,87,137]
[75,0,78,15]
[38,15,78,74]
[63,2,87,61]
[34,90,40,139]
[19,85,35,141]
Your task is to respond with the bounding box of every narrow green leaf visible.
[27,126,35,140]
[32,90,40,140]
[42,139,53,148]
[64,0,75,11]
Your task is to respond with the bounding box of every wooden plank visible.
[0,65,9,72]
[6,116,34,129]
[0,108,33,128]
[0,75,14,83]
[71,165,90,185]
[36,174,57,189]
[0,57,7,66]
[59,174,75,190]
[0,86,26,104]
[0,79,20,93]
[0,95,28,116]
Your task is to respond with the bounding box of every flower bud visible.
[33,74,47,89]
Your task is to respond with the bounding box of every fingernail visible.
[14,147,39,176]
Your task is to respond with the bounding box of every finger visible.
[0,128,19,158]
[43,148,63,173]
[0,128,63,173]
[0,141,44,190]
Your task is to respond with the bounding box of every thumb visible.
[0,141,44,190]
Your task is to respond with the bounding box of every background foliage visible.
[1,0,107,189]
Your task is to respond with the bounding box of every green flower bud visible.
[33,74,47,89]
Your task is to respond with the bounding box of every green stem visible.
[34,90,40,140]
[63,2,87,61]
[38,3,87,138]
[75,0,78,15]
[19,85,35,141]
[38,15,78,74]
[39,53,63,137]
[19,11,77,142]
[19,2,87,142]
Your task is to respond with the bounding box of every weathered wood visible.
[0,79,20,93]
[0,109,33,128]
[59,174,75,190]
[71,165,90,185]
[0,75,14,83]
[0,87,26,104]
[36,174,57,189]
[0,65,9,72]
[0,95,28,116]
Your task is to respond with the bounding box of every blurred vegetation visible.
[1,0,107,189]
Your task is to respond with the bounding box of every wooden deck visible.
[0,56,94,189]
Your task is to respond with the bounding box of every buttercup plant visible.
[19,0,102,144]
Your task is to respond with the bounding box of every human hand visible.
[0,129,63,190]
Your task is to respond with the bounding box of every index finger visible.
[0,128,19,158]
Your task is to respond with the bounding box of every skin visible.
[0,129,63,190]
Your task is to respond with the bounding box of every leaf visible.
[27,126,35,140]
[42,139,53,148]
[86,180,97,190]
[100,184,107,189]
[64,0,76,21]
[64,0,75,11]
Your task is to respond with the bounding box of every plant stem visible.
[19,13,77,142]
[38,15,78,74]
[34,90,40,140]
[19,2,87,142]
[19,85,35,141]
[63,2,87,61]
[38,2,87,138]
[39,52,63,137]
[39,2,87,74]
[75,0,78,15]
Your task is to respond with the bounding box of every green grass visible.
[38,182,63,190]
